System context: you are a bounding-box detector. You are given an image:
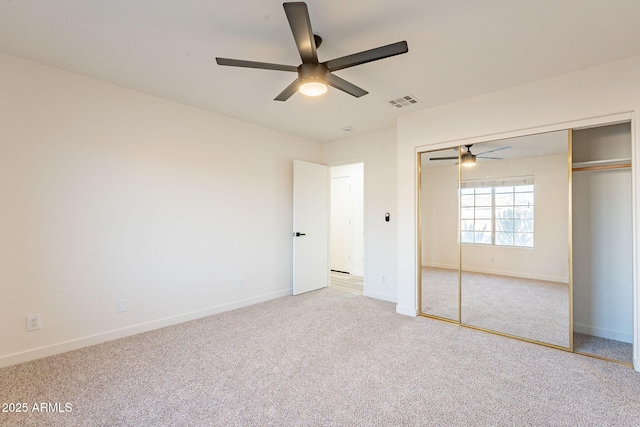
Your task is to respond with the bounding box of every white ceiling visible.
[2,0,640,143]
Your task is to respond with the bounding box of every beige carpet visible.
[422,267,570,347]
[2,288,640,426]
[422,267,633,363]
[574,332,633,364]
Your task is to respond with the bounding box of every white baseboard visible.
[0,288,291,368]
[396,304,418,317]
[573,322,633,343]
[423,263,458,270]
[423,263,567,283]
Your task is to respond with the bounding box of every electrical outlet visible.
[117,299,127,313]
[26,314,40,332]
[237,279,245,290]
[382,275,386,283]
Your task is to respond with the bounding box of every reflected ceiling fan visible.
[215,2,408,101]
[429,145,510,167]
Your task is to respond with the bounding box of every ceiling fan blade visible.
[274,79,300,101]
[474,146,511,156]
[324,41,408,72]
[429,156,459,161]
[283,2,318,64]
[477,156,503,160]
[216,57,298,72]
[324,73,368,98]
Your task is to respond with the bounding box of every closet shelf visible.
[572,158,631,172]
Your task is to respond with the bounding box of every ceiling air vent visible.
[388,95,420,108]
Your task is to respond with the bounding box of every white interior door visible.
[330,176,352,273]
[293,159,329,295]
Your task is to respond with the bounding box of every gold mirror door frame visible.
[419,131,572,351]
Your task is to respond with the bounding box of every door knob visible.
[293,232,306,237]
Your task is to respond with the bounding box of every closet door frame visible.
[415,111,638,371]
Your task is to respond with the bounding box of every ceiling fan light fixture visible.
[299,77,327,97]
[461,153,476,167]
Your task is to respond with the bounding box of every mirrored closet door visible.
[459,132,570,348]
[419,122,634,365]
[420,130,573,351]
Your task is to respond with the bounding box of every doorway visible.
[330,162,364,294]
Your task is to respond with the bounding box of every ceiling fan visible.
[215,2,408,101]
[429,145,510,167]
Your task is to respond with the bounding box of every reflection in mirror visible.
[420,148,460,321]
[458,131,571,348]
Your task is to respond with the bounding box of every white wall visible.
[420,162,459,271]
[0,53,321,367]
[422,153,570,283]
[330,163,364,276]
[573,169,633,342]
[396,54,640,369]
[322,129,398,302]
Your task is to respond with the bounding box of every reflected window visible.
[461,177,534,247]
[461,187,493,244]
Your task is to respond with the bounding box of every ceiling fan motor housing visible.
[462,152,476,162]
[299,62,328,81]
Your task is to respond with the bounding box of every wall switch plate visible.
[26,314,40,332]
[118,299,127,313]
